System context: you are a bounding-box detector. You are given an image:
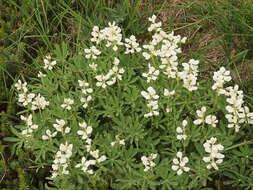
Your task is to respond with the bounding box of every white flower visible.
[95,74,108,88]
[148,15,157,23]
[43,55,56,70]
[142,63,160,83]
[77,121,93,140]
[142,52,151,60]
[101,22,123,51]
[90,26,103,44]
[178,59,199,91]
[61,98,74,110]
[194,106,206,125]
[18,93,35,106]
[38,71,46,78]
[203,137,224,170]
[42,129,57,140]
[176,120,187,140]
[97,155,107,163]
[90,149,99,159]
[164,89,175,97]
[141,87,160,118]
[171,152,190,175]
[141,153,157,172]
[51,142,73,178]
[141,87,159,100]
[31,93,49,110]
[89,62,97,71]
[205,115,218,127]
[84,46,101,59]
[15,80,28,92]
[75,156,98,175]
[212,67,231,94]
[124,35,141,54]
[53,119,65,132]
[21,114,33,126]
[80,96,92,108]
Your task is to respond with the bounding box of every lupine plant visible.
[11,15,253,189]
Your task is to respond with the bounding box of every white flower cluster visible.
[61,98,74,110]
[212,67,231,95]
[124,35,141,54]
[43,55,56,71]
[225,85,253,132]
[15,80,35,107]
[144,15,199,91]
[111,135,125,147]
[141,153,157,172]
[31,93,49,111]
[42,129,57,140]
[53,119,70,134]
[75,121,106,174]
[142,63,160,83]
[95,58,125,88]
[176,120,187,140]
[51,142,73,178]
[211,67,253,132]
[159,56,178,79]
[84,46,101,59]
[178,59,199,91]
[171,152,190,175]
[75,157,96,174]
[143,15,185,60]
[20,114,38,137]
[77,121,92,140]
[141,86,159,118]
[78,80,93,108]
[203,137,224,170]
[90,22,123,51]
[194,106,218,127]
[76,150,106,175]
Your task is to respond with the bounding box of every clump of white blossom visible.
[31,93,49,110]
[141,86,159,118]
[77,121,92,140]
[51,142,73,178]
[203,137,224,170]
[212,67,231,95]
[43,55,56,70]
[95,58,125,88]
[61,98,74,110]
[176,120,187,140]
[124,35,141,54]
[211,68,253,132]
[90,22,123,51]
[178,59,199,91]
[20,114,38,137]
[142,63,160,83]
[42,129,57,140]
[171,152,190,175]
[78,80,93,108]
[84,46,101,59]
[141,153,157,172]
[53,119,70,134]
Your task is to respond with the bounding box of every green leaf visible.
[3,137,20,142]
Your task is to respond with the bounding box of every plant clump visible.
[13,15,253,189]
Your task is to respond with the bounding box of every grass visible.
[0,0,253,189]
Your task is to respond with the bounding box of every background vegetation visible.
[0,0,253,189]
